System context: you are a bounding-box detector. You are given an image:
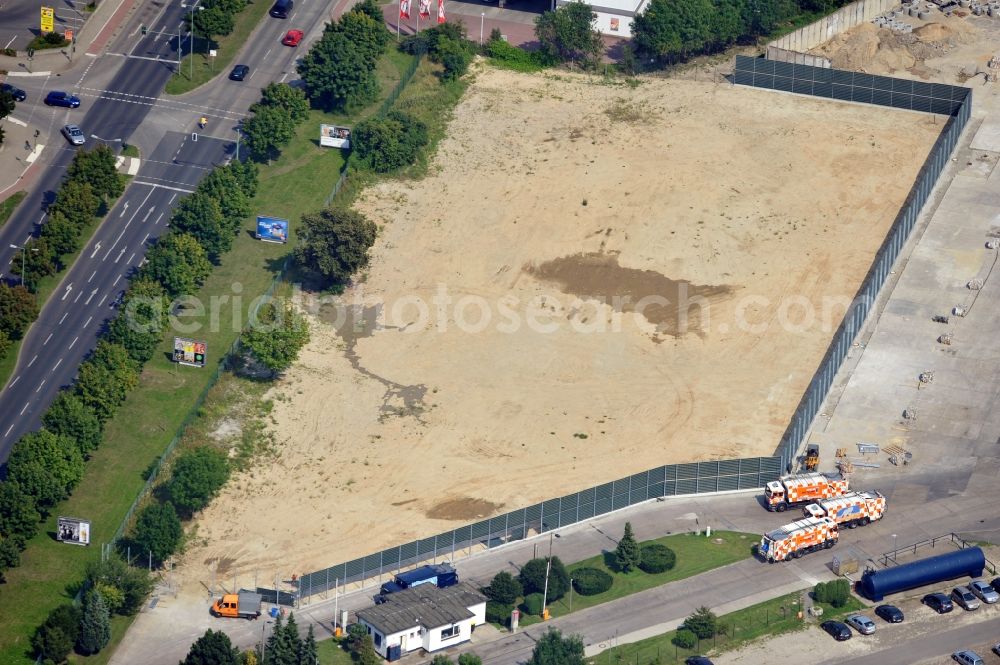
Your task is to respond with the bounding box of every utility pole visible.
[540,531,554,616]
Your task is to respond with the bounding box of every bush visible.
[435,37,472,81]
[352,109,428,173]
[521,592,544,616]
[32,605,81,662]
[485,571,522,605]
[684,606,717,639]
[571,567,612,596]
[485,600,514,625]
[671,629,697,649]
[825,578,851,608]
[639,543,676,573]
[813,581,829,604]
[519,556,570,601]
[132,502,182,565]
[168,446,230,517]
[86,554,154,616]
[486,38,546,72]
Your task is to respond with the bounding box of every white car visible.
[969,580,999,604]
[61,124,85,146]
[845,614,876,635]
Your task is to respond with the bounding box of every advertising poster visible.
[256,216,289,244]
[57,517,91,546]
[173,337,207,367]
[319,124,351,149]
[41,6,54,33]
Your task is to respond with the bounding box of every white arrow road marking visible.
[116,248,126,263]
[105,191,154,259]
[142,206,155,221]
[62,284,73,300]
[84,289,98,305]
[90,242,102,258]
[119,201,129,217]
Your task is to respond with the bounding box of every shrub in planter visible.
[571,567,612,596]
[521,592,544,617]
[639,543,676,574]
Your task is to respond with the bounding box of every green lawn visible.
[165,0,272,96]
[513,531,756,628]
[318,638,354,665]
[0,49,418,665]
[0,190,26,228]
[586,591,866,665]
[121,144,140,159]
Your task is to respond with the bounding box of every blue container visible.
[859,547,986,601]
[269,606,280,618]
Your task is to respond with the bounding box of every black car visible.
[923,593,954,614]
[685,658,714,665]
[991,577,1000,594]
[229,64,250,81]
[44,91,81,108]
[874,604,904,623]
[820,620,852,641]
[0,82,26,102]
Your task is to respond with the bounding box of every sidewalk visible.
[0,117,47,203]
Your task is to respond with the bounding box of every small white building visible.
[554,0,647,38]
[356,583,487,661]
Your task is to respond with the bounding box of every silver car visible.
[952,585,981,611]
[953,651,984,665]
[845,614,876,635]
[61,124,85,146]
[969,580,999,604]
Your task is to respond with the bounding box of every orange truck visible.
[764,472,849,512]
[758,516,839,563]
[804,490,886,528]
[211,591,262,620]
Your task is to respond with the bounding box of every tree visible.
[0,90,14,137]
[170,191,230,263]
[356,636,381,665]
[0,282,39,339]
[334,10,389,64]
[43,392,104,457]
[0,481,40,545]
[242,104,297,164]
[282,613,303,663]
[299,624,318,665]
[458,654,483,665]
[32,604,81,663]
[263,614,293,665]
[197,164,252,229]
[431,656,454,665]
[0,537,21,582]
[534,1,603,65]
[75,341,141,422]
[85,554,154,616]
[528,628,584,665]
[183,629,241,665]
[49,178,99,229]
[5,430,84,513]
[168,446,230,517]
[614,521,642,573]
[518,557,570,601]
[132,501,183,565]
[347,622,369,655]
[240,300,311,376]
[0,329,9,359]
[10,236,57,289]
[353,0,384,22]
[77,588,111,655]
[298,30,379,112]
[436,37,473,81]
[671,629,696,649]
[195,4,235,38]
[141,232,213,297]
[41,209,81,256]
[485,571,523,605]
[295,207,377,287]
[352,109,428,173]
[683,606,717,639]
[256,82,310,123]
[106,278,170,364]
[227,159,259,198]
[66,144,124,200]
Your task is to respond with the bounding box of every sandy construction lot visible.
[177,67,941,591]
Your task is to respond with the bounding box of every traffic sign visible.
[40,6,54,33]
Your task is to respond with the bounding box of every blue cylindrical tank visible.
[859,547,986,601]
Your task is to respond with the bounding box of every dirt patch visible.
[426,497,505,521]
[173,66,940,596]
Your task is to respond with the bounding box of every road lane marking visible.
[27,355,37,368]
[105,189,155,260]
[88,270,97,283]
[115,248,126,263]
[142,206,155,221]
[59,312,68,324]
[90,241,102,258]
[52,358,62,371]
[128,252,136,264]
[142,233,150,244]
[3,424,13,438]
[19,402,29,416]
[84,289,98,305]
[169,193,177,205]
[44,333,52,345]
[84,316,93,327]
[62,284,73,300]
[35,380,45,393]
[9,375,20,389]
[98,295,107,306]
[74,291,82,303]
[69,336,79,349]
[119,201,129,217]
[132,181,195,193]
[113,274,121,286]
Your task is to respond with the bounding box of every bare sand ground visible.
[174,65,941,593]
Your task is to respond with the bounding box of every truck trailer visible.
[211,591,262,619]
[764,472,849,512]
[804,490,886,528]
[758,516,839,563]
[373,563,458,604]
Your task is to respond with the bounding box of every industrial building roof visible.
[357,582,487,636]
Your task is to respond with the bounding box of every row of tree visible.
[193,0,250,47]
[242,83,310,164]
[0,86,15,144]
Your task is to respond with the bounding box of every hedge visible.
[639,543,676,574]
[571,567,613,596]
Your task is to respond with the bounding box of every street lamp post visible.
[260,619,274,662]
[181,2,203,80]
[540,531,554,616]
[10,243,38,288]
[235,123,242,161]
[569,578,573,612]
[480,13,485,45]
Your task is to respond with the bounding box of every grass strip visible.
[0,190,26,228]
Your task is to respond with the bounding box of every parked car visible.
[61,124,85,146]
[1,82,27,102]
[874,604,904,623]
[685,658,714,665]
[952,651,984,665]
[969,580,999,604]
[281,29,303,46]
[923,592,954,614]
[820,620,852,641]
[229,64,250,81]
[992,644,1000,658]
[951,586,981,611]
[44,91,81,108]
[845,614,876,635]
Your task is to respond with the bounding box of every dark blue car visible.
[44,91,81,108]
[1,82,26,102]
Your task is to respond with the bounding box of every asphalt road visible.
[0,0,330,461]
[0,0,91,51]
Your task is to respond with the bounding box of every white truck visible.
[803,490,886,529]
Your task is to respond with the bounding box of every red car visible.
[282,29,303,46]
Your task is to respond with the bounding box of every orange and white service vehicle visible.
[803,490,886,529]
[758,516,839,563]
[764,472,849,512]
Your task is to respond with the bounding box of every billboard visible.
[256,216,289,244]
[41,6,54,33]
[57,517,91,546]
[320,124,351,149]
[173,337,207,367]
